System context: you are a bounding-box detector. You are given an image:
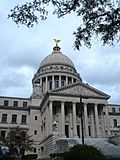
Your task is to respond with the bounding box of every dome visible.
[39,46,75,69]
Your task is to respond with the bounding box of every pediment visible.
[50,82,110,99]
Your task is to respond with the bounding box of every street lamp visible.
[80,95,89,145]
[80,95,84,145]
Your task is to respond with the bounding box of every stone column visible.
[84,104,89,137]
[49,101,53,135]
[59,75,61,88]
[72,102,78,137]
[61,101,65,137]
[105,105,111,136]
[94,104,100,137]
[91,106,95,137]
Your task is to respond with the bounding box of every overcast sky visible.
[0,0,120,104]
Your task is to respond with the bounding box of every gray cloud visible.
[0,1,120,104]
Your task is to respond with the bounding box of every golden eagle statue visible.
[53,39,61,46]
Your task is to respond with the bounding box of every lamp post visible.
[80,95,89,145]
[80,95,84,145]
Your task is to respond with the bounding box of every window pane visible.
[21,115,27,124]
[13,101,18,107]
[112,107,115,113]
[2,114,7,123]
[4,100,9,107]
[113,119,117,127]
[1,131,6,137]
[23,102,27,108]
[12,114,17,123]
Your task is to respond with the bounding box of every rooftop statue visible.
[53,39,61,46]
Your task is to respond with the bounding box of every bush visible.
[22,154,38,160]
[62,144,105,160]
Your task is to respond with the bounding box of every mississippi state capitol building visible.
[0,43,120,158]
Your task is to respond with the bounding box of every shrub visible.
[22,154,38,160]
[62,144,105,160]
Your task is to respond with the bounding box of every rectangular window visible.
[35,116,37,120]
[49,81,52,90]
[55,80,59,88]
[1,131,6,137]
[61,80,65,87]
[77,125,80,138]
[21,115,27,124]
[88,126,91,136]
[13,101,18,107]
[34,130,37,135]
[23,102,27,108]
[2,114,7,123]
[119,108,120,113]
[53,106,57,114]
[65,125,69,138]
[112,107,115,113]
[113,119,117,127]
[12,114,17,123]
[34,148,36,153]
[4,100,9,106]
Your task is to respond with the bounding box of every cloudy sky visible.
[0,0,120,104]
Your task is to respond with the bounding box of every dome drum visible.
[32,45,82,97]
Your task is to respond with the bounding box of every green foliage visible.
[5,126,33,151]
[62,144,105,160]
[8,0,120,49]
[0,126,34,158]
[22,154,38,160]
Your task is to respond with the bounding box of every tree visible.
[8,0,120,49]
[3,126,33,157]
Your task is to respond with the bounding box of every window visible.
[4,100,9,106]
[53,106,57,114]
[21,115,27,124]
[12,114,17,123]
[112,107,115,113]
[2,114,7,123]
[49,81,52,90]
[119,108,120,113]
[55,80,59,88]
[35,116,37,120]
[113,119,117,127]
[88,126,91,136]
[1,131,6,137]
[23,102,27,108]
[34,148,36,153]
[65,125,69,138]
[13,101,18,107]
[77,125,80,138]
[34,130,37,135]
[61,80,65,87]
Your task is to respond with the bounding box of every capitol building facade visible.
[0,44,120,158]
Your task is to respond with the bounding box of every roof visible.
[39,46,75,69]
